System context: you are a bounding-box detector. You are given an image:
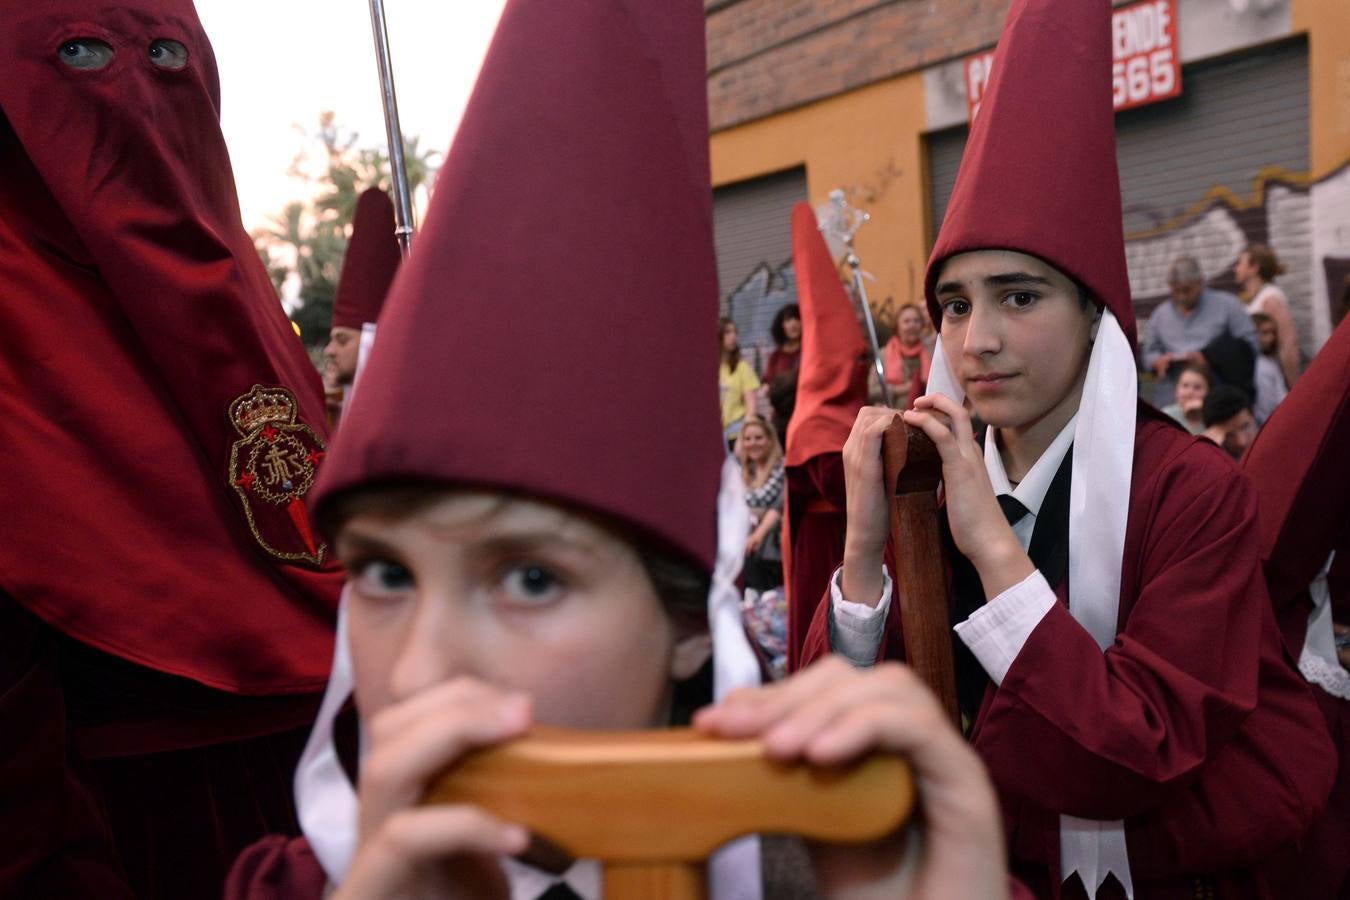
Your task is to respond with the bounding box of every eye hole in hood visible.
[57,38,114,70]
[148,38,188,70]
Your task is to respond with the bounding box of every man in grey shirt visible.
[1141,256,1259,406]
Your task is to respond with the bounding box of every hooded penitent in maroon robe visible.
[782,203,870,671]
[800,0,1333,896]
[1243,314,1350,899]
[0,1,342,894]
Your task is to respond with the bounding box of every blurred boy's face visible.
[338,492,707,730]
[934,250,1097,438]
[1257,321,1278,355]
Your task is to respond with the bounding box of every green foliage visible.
[254,111,439,349]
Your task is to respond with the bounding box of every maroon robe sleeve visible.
[225,835,328,900]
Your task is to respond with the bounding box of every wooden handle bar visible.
[882,415,960,727]
[424,726,914,863]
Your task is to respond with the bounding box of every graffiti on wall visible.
[1125,161,1350,353]
[723,258,797,371]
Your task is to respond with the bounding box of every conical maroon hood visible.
[332,188,401,330]
[785,203,869,466]
[925,0,1135,347]
[312,0,723,572]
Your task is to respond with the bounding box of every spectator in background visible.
[883,303,932,408]
[1236,244,1300,388]
[1201,384,1258,460]
[1251,312,1289,425]
[762,303,802,381]
[736,415,785,594]
[719,318,760,445]
[1161,360,1212,434]
[1142,256,1258,406]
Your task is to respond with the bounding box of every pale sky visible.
[196,1,507,234]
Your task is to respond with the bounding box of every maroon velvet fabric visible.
[311,0,723,573]
[86,722,311,900]
[1244,315,1350,621]
[922,0,1136,348]
[0,0,341,692]
[226,835,327,900]
[331,188,401,330]
[784,454,849,673]
[1243,316,1350,899]
[0,599,132,899]
[800,406,1335,896]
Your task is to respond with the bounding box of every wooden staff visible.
[881,414,960,726]
[425,726,914,900]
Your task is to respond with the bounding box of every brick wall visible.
[706,0,1008,131]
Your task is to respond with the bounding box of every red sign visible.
[963,0,1181,123]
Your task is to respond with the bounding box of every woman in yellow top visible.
[719,318,760,444]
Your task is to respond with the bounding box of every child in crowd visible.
[1251,312,1289,424]
[228,1,1020,898]
[1201,384,1259,460]
[1160,360,1212,434]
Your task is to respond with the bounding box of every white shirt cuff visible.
[952,570,1056,684]
[827,566,893,668]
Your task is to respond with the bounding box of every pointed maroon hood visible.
[925,0,1135,348]
[312,0,723,572]
[332,188,401,330]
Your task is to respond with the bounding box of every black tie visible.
[536,882,584,900]
[946,451,1073,729]
[997,493,1030,527]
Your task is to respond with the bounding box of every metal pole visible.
[368,0,415,256]
[846,240,892,408]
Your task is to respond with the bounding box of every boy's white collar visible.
[984,414,1077,519]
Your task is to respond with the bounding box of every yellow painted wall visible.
[710,72,930,327]
[1293,0,1350,175]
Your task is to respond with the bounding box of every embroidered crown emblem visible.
[230,387,300,434]
[226,384,328,567]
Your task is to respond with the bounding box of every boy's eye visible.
[940,298,971,319]
[148,39,189,70]
[500,564,564,605]
[1003,291,1039,309]
[58,39,115,70]
[352,559,414,596]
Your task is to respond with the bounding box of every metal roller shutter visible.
[925,38,1312,354]
[713,167,808,367]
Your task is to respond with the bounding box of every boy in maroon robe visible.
[0,1,342,894]
[797,0,1334,897]
[1243,314,1350,899]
